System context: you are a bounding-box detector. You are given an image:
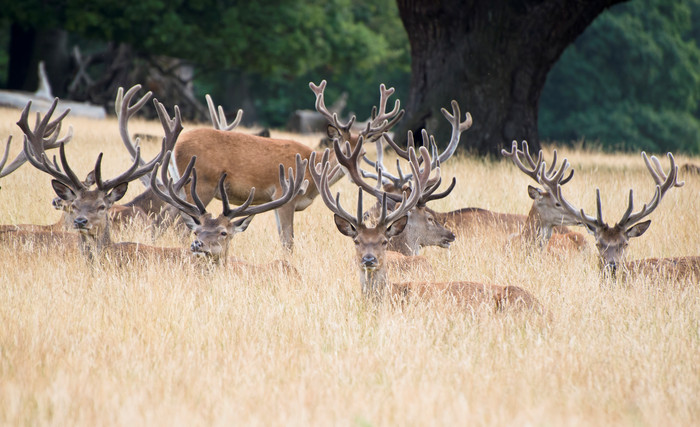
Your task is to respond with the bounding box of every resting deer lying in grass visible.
[501,141,587,251]
[151,151,307,277]
[310,145,539,311]
[552,152,694,279]
[336,135,459,256]
[20,98,195,264]
[0,100,83,248]
[173,80,403,251]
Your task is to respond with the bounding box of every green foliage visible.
[4,0,410,126]
[540,0,700,153]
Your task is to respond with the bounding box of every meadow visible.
[0,106,698,426]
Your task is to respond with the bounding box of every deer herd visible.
[0,81,696,314]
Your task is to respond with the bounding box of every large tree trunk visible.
[7,24,71,95]
[396,0,627,156]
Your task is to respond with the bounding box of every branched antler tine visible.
[383,147,427,225]
[153,99,184,187]
[0,136,11,176]
[173,154,196,194]
[642,152,685,200]
[0,136,30,178]
[219,173,255,218]
[502,140,544,182]
[424,177,457,203]
[435,100,471,164]
[333,137,403,202]
[229,156,308,218]
[617,186,661,228]
[116,85,152,162]
[155,164,205,218]
[151,153,197,217]
[150,161,183,214]
[309,80,354,133]
[59,142,86,190]
[360,84,404,141]
[153,158,201,218]
[188,169,208,214]
[205,94,243,131]
[552,184,601,229]
[42,123,73,149]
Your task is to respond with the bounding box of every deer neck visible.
[387,232,417,256]
[79,223,113,260]
[522,205,551,247]
[359,264,388,301]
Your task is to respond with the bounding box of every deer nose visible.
[73,217,88,228]
[361,255,378,269]
[446,231,456,242]
[191,240,203,252]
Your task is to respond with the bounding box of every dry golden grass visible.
[0,106,699,426]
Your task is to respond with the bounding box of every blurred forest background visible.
[1,0,700,154]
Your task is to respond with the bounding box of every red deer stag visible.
[501,141,587,251]
[0,100,80,246]
[552,152,693,279]
[150,151,306,276]
[309,145,540,311]
[173,80,403,251]
[21,101,195,264]
[333,132,457,256]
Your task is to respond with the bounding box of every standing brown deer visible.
[150,151,307,276]
[173,80,403,251]
[552,152,693,278]
[309,145,539,310]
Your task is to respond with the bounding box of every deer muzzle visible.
[361,254,378,271]
[73,216,89,231]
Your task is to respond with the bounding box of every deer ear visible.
[326,124,342,140]
[386,215,409,239]
[626,220,651,238]
[106,182,129,204]
[51,180,76,201]
[233,215,255,233]
[84,170,96,186]
[334,214,357,237]
[527,185,543,200]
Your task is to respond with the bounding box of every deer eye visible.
[97,205,106,211]
[220,231,228,237]
[381,239,389,246]
[427,217,435,224]
[555,202,562,208]
[353,239,360,246]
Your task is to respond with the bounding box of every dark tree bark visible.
[7,24,71,95]
[395,0,628,156]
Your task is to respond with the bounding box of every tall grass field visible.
[0,105,698,425]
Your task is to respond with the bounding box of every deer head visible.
[552,152,684,275]
[501,140,581,243]
[333,128,457,255]
[309,80,404,146]
[152,152,308,265]
[19,99,172,253]
[310,145,430,298]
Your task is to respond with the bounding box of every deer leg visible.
[275,203,295,251]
